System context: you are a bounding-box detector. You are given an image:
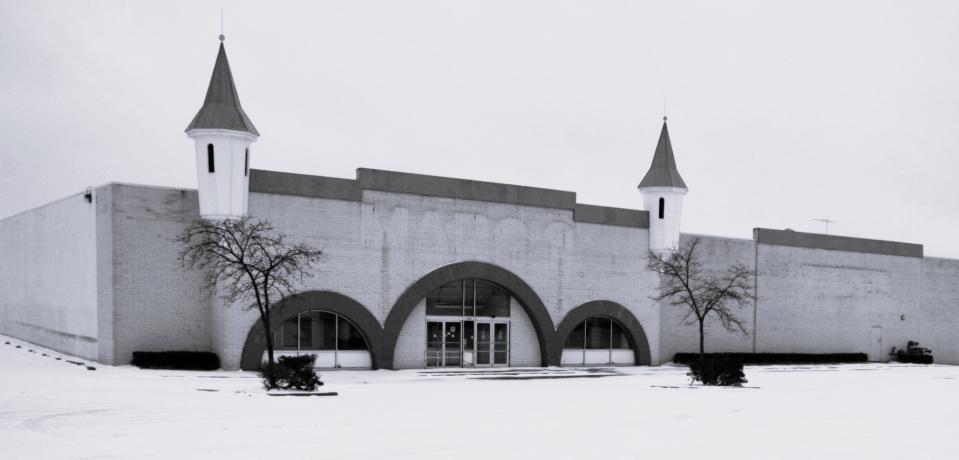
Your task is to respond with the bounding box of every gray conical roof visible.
[638,120,686,189]
[186,42,259,136]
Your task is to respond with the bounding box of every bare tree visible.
[646,238,756,365]
[177,216,323,387]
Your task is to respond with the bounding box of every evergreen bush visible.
[263,354,323,391]
[896,353,934,364]
[687,357,747,386]
[131,351,220,370]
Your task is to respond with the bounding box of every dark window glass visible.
[585,317,612,349]
[493,323,508,365]
[426,280,464,316]
[564,321,586,349]
[278,316,298,349]
[299,314,313,348]
[610,320,630,349]
[426,279,512,318]
[298,311,336,350]
[426,321,443,367]
[463,320,475,350]
[476,323,491,365]
[337,316,368,350]
[318,312,337,350]
[443,322,461,366]
[244,148,249,176]
[207,144,215,173]
[465,279,475,317]
[658,197,665,219]
[474,280,509,318]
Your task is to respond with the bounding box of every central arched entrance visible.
[424,278,515,367]
[381,261,554,369]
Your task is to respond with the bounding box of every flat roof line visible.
[249,168,649,229]
[754,228,923,258]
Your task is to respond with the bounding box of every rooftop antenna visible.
[219,10,225,41]
[814,218,836,235]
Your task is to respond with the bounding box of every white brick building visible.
[2,39,958,370]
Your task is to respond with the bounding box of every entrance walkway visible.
[417,367,622,380]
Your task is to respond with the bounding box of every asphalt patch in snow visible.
[267,392,338,397]
[651,384,760,390]
[471,373,622,381]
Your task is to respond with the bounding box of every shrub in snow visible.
[687,357,747,386]
[263,355,323,391]
[131,351,220,370]
[892,341,934,364]
[897,354,933,364]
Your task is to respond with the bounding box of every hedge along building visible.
[2,39,958,370]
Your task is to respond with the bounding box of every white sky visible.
[1,1,957,257]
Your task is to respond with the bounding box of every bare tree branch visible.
[647,238,757,361]
[176,216,324,387]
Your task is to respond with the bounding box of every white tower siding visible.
[641,186,686,255]
[188,129,256,219]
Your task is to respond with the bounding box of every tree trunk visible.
[698,321,706,368]
[262,312,277,388]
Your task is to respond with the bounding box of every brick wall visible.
[92,183,959,369]
[105,184,211,364]
[206,189,659,369]
[755,244,921,359]
[508,298,541,367]
[659,234,756,361]
[657,234,956,364]
[393,300,426,368]
[920,258,959,364]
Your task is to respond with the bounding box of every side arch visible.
[240,290,384,371]
[551,300,651,365]
[382,261,555,369]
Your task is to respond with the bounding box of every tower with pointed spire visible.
[638,117,688,256]
[186,36,259,220]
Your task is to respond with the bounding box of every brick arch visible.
[381,261,555,369]
[551,300,651,365]
[239,290,384,371]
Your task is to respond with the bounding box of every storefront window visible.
[337,316,367,350]
[426,279,511,318]
[563,316,633,359]
[611,321,630,349]
[585,317,611,349]
[274,311,368,352]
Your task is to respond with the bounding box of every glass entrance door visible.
[427,319,509,368]
[443,322,461,366]
[493,323,509,365]
[476,323,491,366]
[462,320,475,366]
[473,321,509,367]
[427,321,463,367]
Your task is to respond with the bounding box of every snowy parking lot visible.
[1,334,958,459]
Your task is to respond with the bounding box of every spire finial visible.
[219,10,225,42]
[663,98,668,122]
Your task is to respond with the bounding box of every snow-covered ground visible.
[1,334,957,460]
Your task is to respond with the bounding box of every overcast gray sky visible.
[2,1,957,257]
